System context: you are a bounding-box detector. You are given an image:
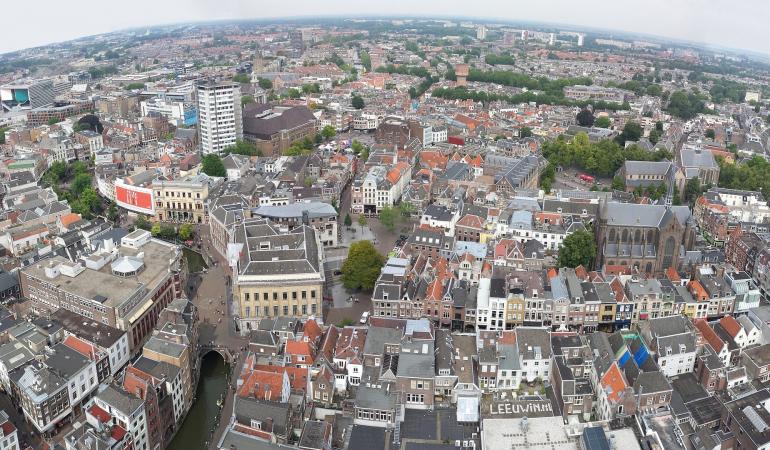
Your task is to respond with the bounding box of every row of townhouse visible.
[373,243,757,334]
[61,297,199,450]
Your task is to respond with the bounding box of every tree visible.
[287,88,301,99]
[684,177,701,204]
[178,223,194,240]
[321,125,336,140]
[666,90,706,120]
[576,109,595,127]
[225,140,260,156]
[379,206,397,231]
[241,95,255,106]
[649,128,661,145]
[201,154,226,177]
[357,214,367,232]
[107,203,119,222]
[611,176,625,191]
[705,128,715,139]
[135,215,152,231]
[76,114,104,134]
[399,201,415,217]
[124,82,145,91]
[351,95,365,110]
[519,127,533,138]
[151,222,161,237]
[558,230,597,268]
[351,140,364,154]
[71,173,92,197]
[360,50,371,71]
[594,116,611,128]
[232,73,250,84]
[341,241,385,291]
[257,77,273,89]
[344,213,352,227]
[616,121,642,145]
[47,117,62,126]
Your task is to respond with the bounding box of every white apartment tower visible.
[196,80,243,154]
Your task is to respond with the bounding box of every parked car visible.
[360,311,370,324]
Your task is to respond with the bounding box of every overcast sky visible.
[2,0,768,56]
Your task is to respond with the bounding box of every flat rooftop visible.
[23,239,179,312]
[55,308,125,348]
[482,417,575,450]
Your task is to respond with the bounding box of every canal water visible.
[167,352,229,450]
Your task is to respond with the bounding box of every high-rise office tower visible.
[196,80,242,154]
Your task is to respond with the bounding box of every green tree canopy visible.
[379,206,397,231]
[360,50,372,71]
[135,215,152,231]
[344,213,352,227]
[666,90,707,120]
[71,173,92,197]
[542,135,671,178]
[576,109,595,127]
[225,140,261,156]
[357,214,367,229]
[232,73,250,84]
[321,125,336,140]
[558,230,597,268]
[616,121,643,145]
[201,154,226,177]
[178,223,194,240]
[341,240,385,291]
[351,95,365,109]
[594,116,611,128]
[257,77,273,89]
[519,127,533,138]
[705,128,715,139]
[241,95,255,106]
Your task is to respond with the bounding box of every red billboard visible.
[115,184,154,215]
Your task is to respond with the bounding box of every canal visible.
[167,352,229,450]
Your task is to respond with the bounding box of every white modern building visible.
[196,81,243,154]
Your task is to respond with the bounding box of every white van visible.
[360,311,370,324]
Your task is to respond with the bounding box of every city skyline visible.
[2,0,769,58]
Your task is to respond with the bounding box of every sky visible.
[2,0,769,56]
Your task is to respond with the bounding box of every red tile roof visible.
[63,335,98,361]
[719,315,742,338]
[600,362,627,402]
[302,319,323,345]
[695,319,725,352]
[253,365,308,392]
[456,214,484,229]
[238,370,285,401]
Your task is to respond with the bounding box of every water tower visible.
[455,64,469,87]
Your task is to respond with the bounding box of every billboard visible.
[115,181,154,215]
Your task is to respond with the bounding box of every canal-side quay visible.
[182,239,248,450]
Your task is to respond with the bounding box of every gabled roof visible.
[456,214,484,229]
[695,320,725,353]
[719,315,742,338]
[600,362,627,403]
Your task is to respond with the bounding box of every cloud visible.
[1,1,768,56]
